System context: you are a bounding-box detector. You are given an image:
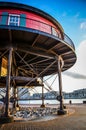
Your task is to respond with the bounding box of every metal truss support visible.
[56,56,66,115]
[5,48,13,117]
[25,60,56,87]
[13,85,17,109]
[40,77,45,108]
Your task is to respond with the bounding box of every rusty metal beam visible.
[16,47,55,59]
[5,48,13,117]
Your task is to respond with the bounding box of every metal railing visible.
[0,14,75,50]
[63,33,75,49]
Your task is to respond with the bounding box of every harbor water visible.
[19,98,86,105]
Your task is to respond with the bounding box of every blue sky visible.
[0,0,86,92]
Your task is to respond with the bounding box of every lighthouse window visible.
[8,14,20,26]
[52,27,59,37]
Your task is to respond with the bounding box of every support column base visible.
[40,104,46,108]
[16,107,20,111]
[0,116,14,124]
[58,109,67,115]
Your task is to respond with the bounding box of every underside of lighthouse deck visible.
[0,27,76,79]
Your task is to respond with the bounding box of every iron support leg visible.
[57,57,63,111]
[13,86,17,109]
[56,56,67,115]
[5,48,13,117]
[41,78,45,108]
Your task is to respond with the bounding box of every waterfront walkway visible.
[0,105,86,130]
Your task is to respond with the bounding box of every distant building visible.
[31,89,86,99]
[44,91,58,99]
[31,91,58,99]
[18,87,30,99]
[63,88,86,99]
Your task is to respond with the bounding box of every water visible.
[19,98,86,105]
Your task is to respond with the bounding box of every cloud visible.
[68,40,86,74]
[62,12,67,17]
[44,40,86,92]
[63,71,86,79]
[74,12,80,18]
[80,22,86,30]
[62,40,86,92]
[82,34,86,39]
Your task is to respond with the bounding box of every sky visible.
[0,0,86,93]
